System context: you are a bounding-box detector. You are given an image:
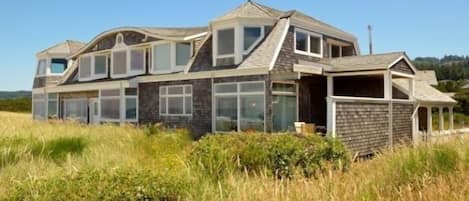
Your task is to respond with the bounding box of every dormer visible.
[210,1,280,66]
[33,41,85,88]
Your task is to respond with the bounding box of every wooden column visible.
[449,106,454,131]
[427,106,432,135]
[326,76,336,137]
[439,107,444,131]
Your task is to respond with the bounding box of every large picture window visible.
[63,98,88,123]
[100,89,120,122]
[159,85,192,116]
[294,28,323,58]
[272,83,297,132]
[214,81,265,132]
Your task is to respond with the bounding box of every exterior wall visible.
[391,59,415,75]
[392,103,413,145]
[33,76,62,88]
[189,36,214,72]
[139,78,212,139]
[335,102,390,155]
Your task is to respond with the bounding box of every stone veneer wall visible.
[139,79,212,139]
[392,102,414,145]
[335,102,390,155]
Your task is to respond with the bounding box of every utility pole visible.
[368,25,373,55]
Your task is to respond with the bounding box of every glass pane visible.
[94,55,107,75]
[160,87,167,96]
[50,59,67,74]
[37,59,47,75]
[168,97,183,114]
[168,86,183,95]
[185,96,192,114]
[154,43,171,72]
[64,99,87,122]
[273,83,296,93]
[273,96,297,132]
[215,96,238,132]
[310,35,321,54]
[101,98,120,120]
[48,101,58,118]
[215,84,237,93]
[184,85,192,94]
[113,51,127,75]
[33,101,45,119]
[295,31,307,52]
[79,57,91,78]
[160,97,167,114]
[125,98,137,120]
[101,89,120,97]
[240,95,264,132]
[244,27,261,51]
[217,28,235,55]
[48,93,57,99]
[125,88,138,96]
[176,43,191,66]
[240,82,264,93]
[130,49,145,71]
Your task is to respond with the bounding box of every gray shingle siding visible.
[392,103,413,145]
[391,59,415,75]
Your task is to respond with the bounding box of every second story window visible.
[243,26,263,52]
[151,42,191,74]
[112,50,127,76]
[50,59,67,74]
[294,28,323,58]
[79,54,108,81]
[36,59,47,76]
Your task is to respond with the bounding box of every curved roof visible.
[68,26,208,59]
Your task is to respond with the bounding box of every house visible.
[31,1,457,155]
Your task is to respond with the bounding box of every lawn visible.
[0,111,468,201]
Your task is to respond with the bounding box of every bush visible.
[8,168,191,201]
[190,133,351,179]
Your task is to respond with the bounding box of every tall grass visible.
[0,111,468,201]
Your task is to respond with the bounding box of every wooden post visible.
[408,78,415,100]
[326,76,336,137]
[427,106,432,135]
[449,106,454,131]
[439,107,444,131]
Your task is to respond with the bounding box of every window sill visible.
[78,74,107,82]
[294,50,323,58]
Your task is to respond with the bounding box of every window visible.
[217,28,235,56]
[294,28,323,57]
[130,49,145,72]
[50,59,67,74]
[159,85,192,116]
[63,98,88,123]
[112,50,127,76]
[214,82,265,132]
[32,94,46,120]
[47,93,58,119]
[176,42,191,66]
[79,56,92,79]
[94,55,107,75]
[36,59,47,76]
[272,83,297,132]
[125,88,138,121]
[100,89,120,122]
[243,27,262,52]
[153,43,171,72]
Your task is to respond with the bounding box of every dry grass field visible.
[0,111,468,201]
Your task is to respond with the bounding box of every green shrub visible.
[190,133,351,180]
[31,136,87,161]
[8,168,191,201]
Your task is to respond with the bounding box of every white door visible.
[89,98,100,124]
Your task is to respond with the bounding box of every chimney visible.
[368,25,373,55]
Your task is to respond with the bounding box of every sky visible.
[0,0,467,91]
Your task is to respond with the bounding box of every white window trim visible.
[150,41,192,75]
[213,27,237,63]
[99,89,121,123]
[213,81,266,133]
[159,85,192,116]
[242,26,265,55]
[124,94,139,122]
[78,54,109,82]
[110,49,129,79]
[272,82,299,131]
[128,47,147,76]
[48,58,69,76]
[294,28,323,58]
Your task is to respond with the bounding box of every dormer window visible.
[151,41,192,74]
[50,59,67,74]
[112,50,127,76]
[36,59,47,76]
[216,28,235,66]
[78,54,108,81]
[36,58,68,77]
[294,28,323,58]
[243,26,263,52]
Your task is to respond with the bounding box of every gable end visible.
[390,59,415,75]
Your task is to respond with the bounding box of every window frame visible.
[124,90,139,122]
[272,82,299,132]
[99,89,121,123]
[47,93,59,119]
[63,97,88,122]
[159,85,192,116]
[49,58,68,75]
[32,93,46,120]
[110,49,129,78]
[294,28,323,58]
[129,47,146,75]
[78,53,109,81]
[150,41,192,75]
[35,59,49,77]
[242,26,264,54]
[213,81,266,133]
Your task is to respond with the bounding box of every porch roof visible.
[320,52,407,72]
[393,79,456,105]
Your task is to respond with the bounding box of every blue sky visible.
[0,0,467,91]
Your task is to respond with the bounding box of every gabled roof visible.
[36,40,85,57]
[415,70,438,86]
[320,52,413,72]
[393,79,456,104]
[213,1,283,21]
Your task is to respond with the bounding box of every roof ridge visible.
[249,1,284,18]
